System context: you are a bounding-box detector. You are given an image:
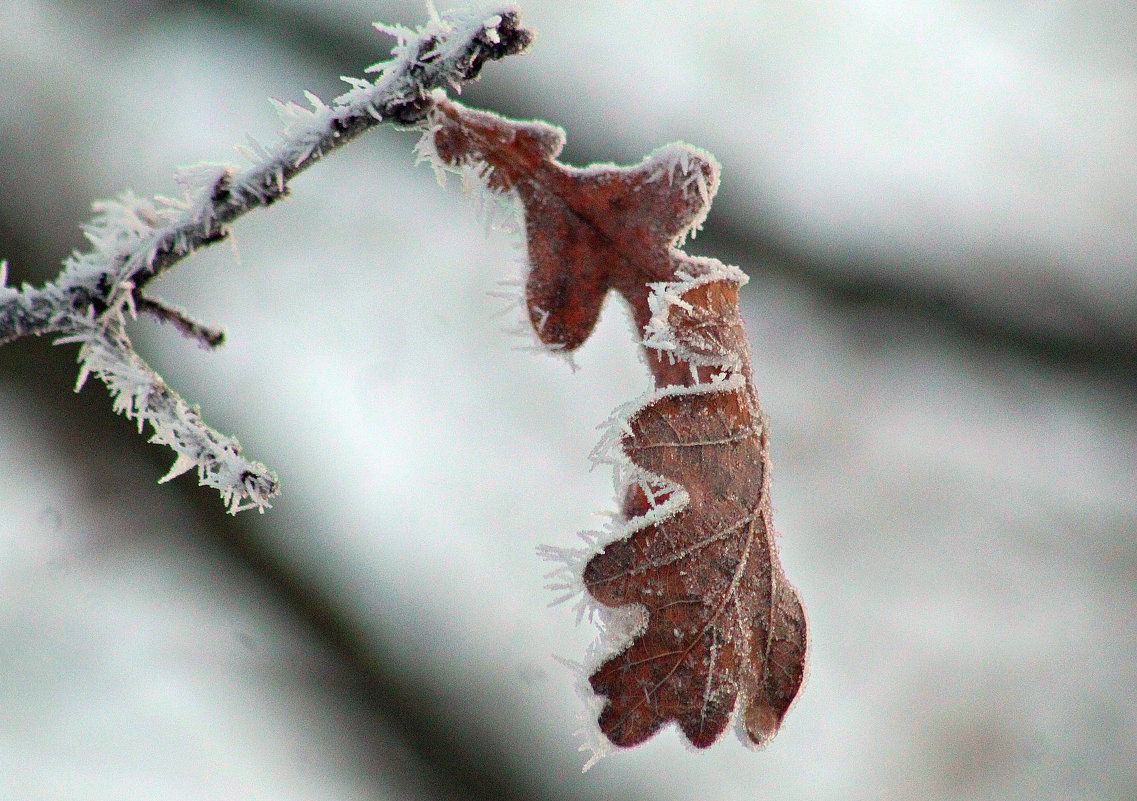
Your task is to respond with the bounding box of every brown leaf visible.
[430,98,718,351]
[584,263,807,748]
[427,98,807,751]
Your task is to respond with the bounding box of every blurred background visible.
[2,1,1135,799]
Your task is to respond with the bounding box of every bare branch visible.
[0,7,532,512]
[0,7,530,346]
[134,294,225,350]
[58,312,279,513]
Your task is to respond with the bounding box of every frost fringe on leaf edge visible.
[538,260,757,768]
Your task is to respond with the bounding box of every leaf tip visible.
[743,700,783,747]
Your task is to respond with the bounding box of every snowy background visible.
[2,1,1135,800]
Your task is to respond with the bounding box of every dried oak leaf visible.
[426,97,807,751]
[428,97,717,351]
[585,266,807,749]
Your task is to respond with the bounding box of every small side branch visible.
[58,314,279,514]
[135,294,225,349]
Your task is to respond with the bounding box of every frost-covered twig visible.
[0,7,531,512]
[57,313,279,513]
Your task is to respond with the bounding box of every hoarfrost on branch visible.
[0,6,531,512]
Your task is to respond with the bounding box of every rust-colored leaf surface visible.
[585,265,807,749]
[431,98,716,350]
[429,98,807,751]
